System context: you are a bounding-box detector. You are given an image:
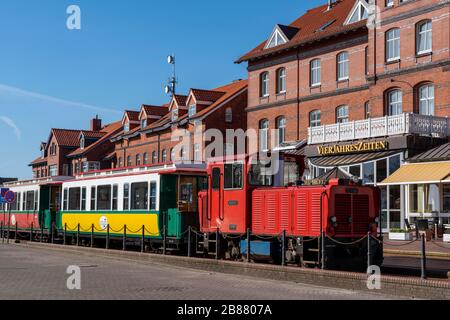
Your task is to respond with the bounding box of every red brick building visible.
[237,0,449,230]
[111,79,248,168]
[29,117,121,178]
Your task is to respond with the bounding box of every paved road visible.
[0,244,403,300]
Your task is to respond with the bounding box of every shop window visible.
[389,155,401,175]
[97,185,112,211]
[443,184,450,213]
[376,158,387,183]
[68,188,81,211]
[409,184,440,214]
[131,182,148,210]
[224,163,243,190]
[362,162,374,184]
[349,165,361,179]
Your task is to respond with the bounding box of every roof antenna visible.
[165,54,177,98]
[327,0,333,11]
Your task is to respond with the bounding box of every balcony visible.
[308,113,450,145]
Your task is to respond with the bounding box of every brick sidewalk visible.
[383,235,450,256]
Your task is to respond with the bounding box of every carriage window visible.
[97,185,112,211]
[63,189,68,211]
[149,182,157,211]
[123,183,129,211]
[34,190,39,211]
[25,191,34,211]
[212,168,221,190]
[22,192,26,212]
[112,185,118,211]
[131,182,148,210]
[81,187,86,211]
[11,193,20,211]
[224,163,243,189]
[68,188,81,211]
[90,186,96,211]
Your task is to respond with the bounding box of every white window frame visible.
[336,105,349,123]
[259,120,269,152]
[386,28,400,62]
[310,110,321,128]
[418,84,435,116]
[387,89,403,116]
[310,59,321,87]
[337,52,349,81]
[188,104,197,118]
[277,117,286,145]
[277,68,286,94]
[416,20,432,55]
[260,72,270,97]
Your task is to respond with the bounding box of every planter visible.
[389,232,412,241]
[443,234,450,243]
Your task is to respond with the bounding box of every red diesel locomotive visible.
[198,155,383,270]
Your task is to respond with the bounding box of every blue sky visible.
[0,0,324,179]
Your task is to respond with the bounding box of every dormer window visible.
[141,118,147,128]
[80,134,85,150]
[188,104,197,117]
[265,27,288,49]
[124,122,130,133]
[345,0,369,25]
[172,109,179,122]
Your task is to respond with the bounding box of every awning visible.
[309,151,399,167]
[380,161,450,185]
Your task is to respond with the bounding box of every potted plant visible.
[444,229,450,243]
[389,228,413,241]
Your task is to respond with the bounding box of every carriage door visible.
[209,167,222,228]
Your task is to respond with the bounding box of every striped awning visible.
[380,161,450,185]
[309,151,399,167]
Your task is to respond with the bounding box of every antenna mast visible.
[165,54,177,98]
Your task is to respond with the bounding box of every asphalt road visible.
[0,244,404,300]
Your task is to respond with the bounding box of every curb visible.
[12,242,450,300]
[384,249,450,259]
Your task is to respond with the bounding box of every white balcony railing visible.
[308,113,450,145]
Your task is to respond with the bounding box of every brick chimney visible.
[90,115,102,131]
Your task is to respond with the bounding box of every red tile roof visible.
[174,95,188,107]
[68,121,123,157]
[237,0,366,63]
[29,157,47,166]
[51,129,85,147]
[81,130,106,139]
[124,110,140,122]
[191,89,226,103]
[142,105,169,117]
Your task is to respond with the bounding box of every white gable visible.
[265,26,288,49]
[344,0,369,25]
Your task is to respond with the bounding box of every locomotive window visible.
[212,168,221,190]
[249,164,273,187]
[81,187,86,211]
[131,182,148,210]
[97,185,112,211]
[224,163,243,190]
[68,188,81,211]
[123,183,130,211]
[90,186,96,211]
[112,185,118,211]
[149,182,157,211]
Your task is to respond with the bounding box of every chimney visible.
[90,115,102,131]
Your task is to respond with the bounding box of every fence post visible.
[215,228,220,260]
[281,230,286,267]
[0,222,3,243]
[421,234,427,280]
[77,224,80,247]
[123,225,127,251]
[141,225,145,253]
[7,221,10,244]
[14,223,18,243]
[30,223,33,242]
[187,226,192,258]
[367,232,371,268]
[247,228,251,263]
[51,222,55,244]
[106,224,110,250]
[91,224,94,248]
[163,225,167,255]
[63,223,67,246]
[40,223,43,243]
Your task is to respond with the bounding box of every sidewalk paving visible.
[383,235,450,258]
